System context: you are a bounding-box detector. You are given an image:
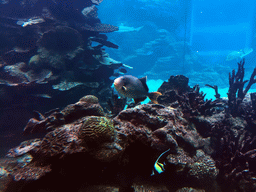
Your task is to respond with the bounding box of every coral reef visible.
[150,60,256,191]
[1,0,256,191]
[35,26,84,70]
[166,149,218,190]
[192,113,256,191]
[78,116,115,147]
[0,95,218,192]
[0,0,125,157]
[227,59,256,117]
[23,95,104,135]
[157,75,222,117]
[186,61,256,191]
[1,59,256,191]
[107,91,127,116]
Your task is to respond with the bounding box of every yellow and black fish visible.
[114,75,162,104]
[151,148,171,176]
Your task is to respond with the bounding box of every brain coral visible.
[188,150,218,182]
[79,95,99,104]
[79,116,115,147]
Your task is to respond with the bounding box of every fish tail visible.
[148,92,162,104]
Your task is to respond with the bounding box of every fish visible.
[113,75,162,104]
[17,17,45,27]
[119,68,128,74]
[226,48,253,61]
[151,148,171,176]
[122,64,133,69]
[112,68,128,77]
[31,94,52,99]
[116,23,143,33]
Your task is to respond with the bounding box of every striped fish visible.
[151,148,171,176]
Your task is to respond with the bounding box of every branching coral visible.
[211,116,256,191]
[158,75,222,119]
[227,59,256,117]
[107,91,127,116]
[243,93,256,129]
[205,84,221,99]
[192,107,256,191]
[183,60,256,191]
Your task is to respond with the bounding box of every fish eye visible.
[121,86,126,91]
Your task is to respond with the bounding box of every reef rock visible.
[35,26,84,70]
[0,95,219,191]
[114,104,205,152]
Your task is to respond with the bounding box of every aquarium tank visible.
[0,0,256,191]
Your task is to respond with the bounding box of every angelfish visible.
[151,148,171,176]
[113,75,162,104]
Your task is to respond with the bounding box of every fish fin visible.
[122,86,127,91]
[139,76,149,92]
[33,110,45,121]
[148,92,162,104]
[134,97,147,104]
[155,148,171,163]
[122,64,133,69]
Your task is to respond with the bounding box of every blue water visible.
[98,0,256,88]
[1,2,256,192]
[1,0,256,163]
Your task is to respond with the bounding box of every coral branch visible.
[205,84,220,99]
[244,68,256,95]
[227,59,256,116]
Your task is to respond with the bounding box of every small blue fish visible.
[151,148,171,176]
